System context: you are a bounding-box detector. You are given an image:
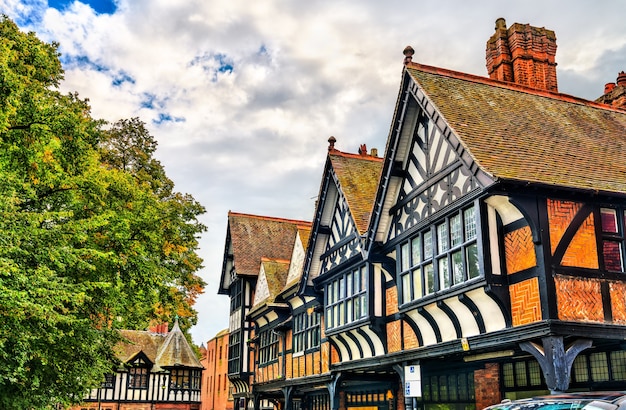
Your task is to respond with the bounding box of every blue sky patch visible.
[111,71,135,87]
[48,0,118,15]
[153,113,185,125]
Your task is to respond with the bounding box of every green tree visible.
[0,15,206,409]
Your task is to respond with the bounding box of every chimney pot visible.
[495,18,507,30]
[605,83,616,94]
[370,148,378,157]
[617,71,626,87]
[359,144,367,156]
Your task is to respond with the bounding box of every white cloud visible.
[4,0,626,344]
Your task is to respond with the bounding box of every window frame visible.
[127,365,149,390]
[258,329,279,366]
[227,330,241,375]
[599,207,626,272]
[398,202,481,305]
[324,264,369,331]
[293,309,321,353]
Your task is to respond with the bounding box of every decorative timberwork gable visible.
[321,194,362,273]
[387,92,484,242]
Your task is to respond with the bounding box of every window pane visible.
[412,237,421,264]
[425,263,434,294]
[361,266,367,290]
[590,352,609,382]
[439,257,450,290]
[603,240,623,271]
[360,294,367,316]
[413,269,422,299]
[424,231,433,260]
[601,208,618,233]
[346,272,353,296]
[452,250,464,284]
[464,206,477,240]
[401,242,410,271]
[611,351,626,381]
[354,297,360,318]
[347,296,353,321]
[326,308,333,328]
[450,214,462,247]
[402,273,411,304]
[437,223,449,254]
[466,243,480,279]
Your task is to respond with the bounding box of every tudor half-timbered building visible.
[218,212,312,409]
[218,18,626,410]
[72,319,203,410]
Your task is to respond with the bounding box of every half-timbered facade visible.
[218,212,312,409]
[218,18,626,410]
[72,319,203,410]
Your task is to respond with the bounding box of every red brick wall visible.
[475,363,501,409]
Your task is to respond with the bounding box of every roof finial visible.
[403,46,414,65]
[328,136,336,152]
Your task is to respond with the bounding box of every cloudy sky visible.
[4,0,626,345]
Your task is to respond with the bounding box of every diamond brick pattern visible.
[322,342,330,373]
[555,276,603,322]
[387,321,401,353]
[386,286,399,315]
[548,199,583,255]
[561,213,598,269]
[505,226,536,274]
[610,281,626,324]
[510,277,542,326]
[403,321,419,349]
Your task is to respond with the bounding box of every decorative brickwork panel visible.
[313,350,321,375]
[611,281,626,324]
[286,330,292,350]
[293,354,299,378]
[286,353,293,379]
[548,199,583,255]
[562,213,598,269]
[504,225,536,274]
[387,286,399,315]
[475,363,501,409]
[321,342,330,373]
[387,320,402,353]
[555,275,603,322]
[510,277,541,326]
[298,355,305,378]
[331,345,339,365]
[305,352,313,376]
[403,320,419,350]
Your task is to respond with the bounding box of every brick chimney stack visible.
[486,18,558,92]
[596,71,626,110]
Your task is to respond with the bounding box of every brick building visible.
[218,18,626,410]
[201,329,233,410]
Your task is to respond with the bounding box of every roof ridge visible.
[260,257,290,264]
[406,61,626,113]
[329,150,383,162]
[228,211,311,226]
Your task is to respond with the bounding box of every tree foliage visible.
[0,16,206,409]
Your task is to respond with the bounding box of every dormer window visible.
[128,366,149,389]
[127,355,151,389]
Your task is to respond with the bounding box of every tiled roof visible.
[155,320,203,369]
[116,320,202,371]
[228,212,311,276]
[330,151,383,233]
[249,258,290,316]
[406,63,626,194]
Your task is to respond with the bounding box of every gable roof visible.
[300,146,383,291]
[405,62,626,194]
[248,257,291,318]
[116,320,203,372]
[329,150,383,234]
[219,212,311,293]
